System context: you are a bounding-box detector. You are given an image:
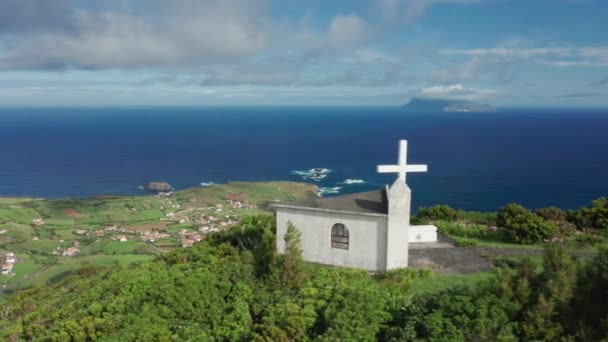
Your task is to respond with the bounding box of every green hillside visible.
[1,185,607,340]
[0,215,607,341]
[0,182,318,294]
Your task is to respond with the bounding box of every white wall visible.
[409,225,437,243]
[276,207,388,271]
[386,180,411,270]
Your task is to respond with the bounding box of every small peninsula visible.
[402,97,496,112]
[145,182,173,192]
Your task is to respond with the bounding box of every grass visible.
[436,221,546,250]
[490,255,544,270]
[176,181,318,207]
[51,229,79,239]
[408,272,496,295]
[101,240,148,254]
[152,238,180,248]
[0,197,41,204]
[0,254,154,292]
[8,263,44,287]
[11,239,65,254]
[62,254,154,267]
[2,228,30,244]
[0,207,39,224]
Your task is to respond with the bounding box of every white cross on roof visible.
[377,140,427,182]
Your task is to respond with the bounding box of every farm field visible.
[0,181,318,296]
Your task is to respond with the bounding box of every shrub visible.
[569,197,608,230]
[376,268,432,285]
[416,205,458,223]
[572,233,604,246]
[436,221,486,239]
[535,207,566,222]
[457,210,498,225]
[498,204,558,244]
[497,204,529,228]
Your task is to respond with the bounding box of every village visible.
[65,197,254,250]
[12,197,259,261]
[0,181,319,293]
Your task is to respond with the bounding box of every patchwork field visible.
[0,181,318,297]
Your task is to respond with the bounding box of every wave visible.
[200,182,215,187]
[340,179,365,185]
[317,186,342,197]
[291,168,332,182]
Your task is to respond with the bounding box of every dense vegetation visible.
[1,213,608,341]
[416,197,608,247]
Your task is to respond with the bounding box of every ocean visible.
[0,106,606,212]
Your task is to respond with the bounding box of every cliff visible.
[402,98,496,112]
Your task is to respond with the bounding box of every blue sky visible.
[0,0,607,107]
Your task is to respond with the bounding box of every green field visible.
[101,240,150,254]
[0,181,318,294]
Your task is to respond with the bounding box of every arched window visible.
[331,223,349,250]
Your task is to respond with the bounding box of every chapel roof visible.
[272,189,387,215]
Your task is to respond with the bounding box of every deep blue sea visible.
[0,106,606,212]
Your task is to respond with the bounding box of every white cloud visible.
[417,84,496,100]
[540,60,608,67]
[0,0,270,69]
[377,0,483,23]
[441,47,573,58]
[0,1,379,75]
[431,57,486,82]
[430,54,518,85]
[579,47,608,59]
[327,14,372,48]
[441,46,608,68]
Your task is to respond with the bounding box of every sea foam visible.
[340,179,365,185]
[291,168,331,181]
[317,186,341,197]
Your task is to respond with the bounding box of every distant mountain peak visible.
[402,97,496,112]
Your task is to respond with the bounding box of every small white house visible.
[2,263,13,275]
[62,247,79,256]
[6,253,16,264]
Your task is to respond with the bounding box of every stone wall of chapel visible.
[276,208,388,271]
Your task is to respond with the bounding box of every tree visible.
[569,247,608,340]
[498,204,557,244]
[569,197,608,230]
[253,224,277,278]
[522,246,578,340]
[281,222,307,290]
[415,205,458,223]
[497,203,528,228]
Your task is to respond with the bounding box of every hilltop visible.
[0,184,607,339]
[0,209,607,340]
[1,180,607,340]
[402,97,496,112]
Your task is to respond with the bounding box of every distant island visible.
[402,97,496,112]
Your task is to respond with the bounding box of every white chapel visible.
[273,140,438,272]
